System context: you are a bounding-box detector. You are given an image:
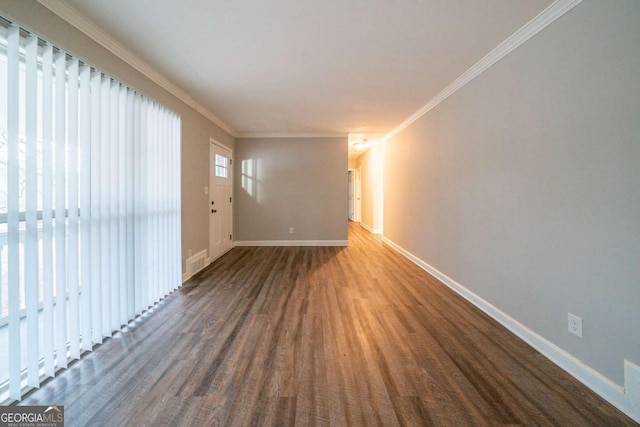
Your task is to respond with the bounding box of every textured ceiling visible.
[63,0,551,140]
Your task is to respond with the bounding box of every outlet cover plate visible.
[568,313,583,338]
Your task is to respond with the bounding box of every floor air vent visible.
[186,250,207,276]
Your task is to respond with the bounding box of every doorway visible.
[348,170,354,221]
[348,168,361,223]
[209,139,233,261]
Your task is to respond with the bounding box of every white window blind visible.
[0,21,182,402]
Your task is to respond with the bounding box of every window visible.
[215,154,228,178]
[0,21,181,402]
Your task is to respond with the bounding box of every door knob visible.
[211,209,217,213]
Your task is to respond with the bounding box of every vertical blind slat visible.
[108,81,119,332]
[163,111,170,296]
[154,105,161,301]
[133,95,143,315]
[67,58,80,361]
[99,77,111,338]
[41,43,55,378]
[79,64,92,353]
[7,24,22,401]
[110,81,120,331]
[148,105,157,304]
[89,70,102,345]
[125,90,135,320]
[118,87,127,324]
[159,110,166,297]
[139,99,148,311]
[24,34,40,389]
[54,50,68,370]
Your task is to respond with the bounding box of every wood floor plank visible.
[297,311,330,426]
[17,223,637,426]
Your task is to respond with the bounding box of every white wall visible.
[384,0,639,392]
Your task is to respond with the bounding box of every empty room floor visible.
[18,224,635,426]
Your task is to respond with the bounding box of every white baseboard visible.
[382,235,640,423]
[182,264,208,283]
[235,240,348,247]
[625,360,640,416]
[359,222,382,235]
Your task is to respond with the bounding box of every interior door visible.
[348,170,354,221]
[355,167,362,222]
[209,141,233,261]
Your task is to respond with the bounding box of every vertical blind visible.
[0,22,182,402]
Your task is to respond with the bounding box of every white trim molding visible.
[383,0,583,142]
[236,132,347,139]
[36,0,237,137]
[625,360,640,418]
[382,235,640,424]
[182,271,194,283]
[235,240,348,247]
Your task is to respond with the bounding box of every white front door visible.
[209,140,233,261]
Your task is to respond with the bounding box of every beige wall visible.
[0,1,235,274]
[384,0,640,386]
[235,137,348,242]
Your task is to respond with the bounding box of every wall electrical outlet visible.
[289,227,294,234]
[568,313,583,338]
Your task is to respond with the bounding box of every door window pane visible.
[215,154,228,178]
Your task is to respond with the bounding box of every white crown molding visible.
[382,235,639,424]
[383,0,583,142]
[235,240,348,247]
[237,132,347,139]
[36,0,237,137]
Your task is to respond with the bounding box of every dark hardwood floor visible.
[19,223,636,426]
